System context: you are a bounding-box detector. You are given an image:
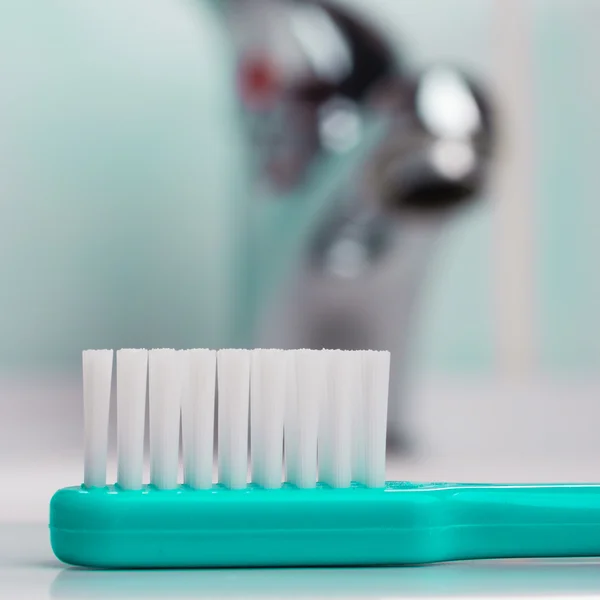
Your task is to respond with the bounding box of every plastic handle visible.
[50,482,600,567]
[438,483,600,561]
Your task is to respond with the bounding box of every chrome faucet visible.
[227,0,494,448]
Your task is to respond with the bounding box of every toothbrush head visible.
[51,348,391,567]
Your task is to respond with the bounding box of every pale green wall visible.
[534,0,600,372]
[0,0,249,369]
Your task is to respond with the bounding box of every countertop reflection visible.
[3,524,600,599]
[50,559,600,598]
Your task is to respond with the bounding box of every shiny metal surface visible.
[257,59,493,446]
[229,1,494,444]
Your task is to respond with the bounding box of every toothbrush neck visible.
[437,483,600,561]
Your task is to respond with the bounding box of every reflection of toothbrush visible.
[50,349,600,568]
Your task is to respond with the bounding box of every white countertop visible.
[3,522,600,599]
[3,374,600,598]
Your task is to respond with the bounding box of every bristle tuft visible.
[181,349,216,489]
[117,349,148,490]
[82,349,113,488]
[149,349,182,490]
[361,350,390,488]
[218,349,251,489]
[285,349,322,488]
[319,350,361,488]
[251,349,286,489]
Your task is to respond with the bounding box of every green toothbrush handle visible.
[50,482,600,567]
[439,483,600,561]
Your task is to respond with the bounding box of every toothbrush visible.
[50,348,600,568]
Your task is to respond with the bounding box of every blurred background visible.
[1,0,600,526]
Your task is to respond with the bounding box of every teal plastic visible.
[50,482,600,568]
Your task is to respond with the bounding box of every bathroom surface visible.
[3,524,600,599]
[3,375,600,599]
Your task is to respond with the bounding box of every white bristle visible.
[285,349,323,488]
[319,350,361,488]
[81,346,389,490]
[251,349,286,489]
[116,349,148,490]
[148,349,182,490]
[352,352,367,485]
[218,349,250,489]
[181,349,216,489]
[360,350,390,488]
[82,349,113,488]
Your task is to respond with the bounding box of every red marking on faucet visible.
[239,54,280,111]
